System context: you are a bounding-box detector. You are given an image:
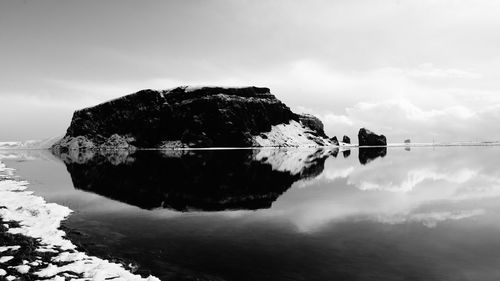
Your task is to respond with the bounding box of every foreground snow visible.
[0,162,160,281]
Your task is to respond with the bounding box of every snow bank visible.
[254,120,333,147]
[0,161,160,281]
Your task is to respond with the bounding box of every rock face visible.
[358,128,387,146]
[342,135,351,144]
[330,136,339,146]
[53,86,334,150]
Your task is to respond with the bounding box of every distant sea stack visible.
[52,86,335,150]
[358,128,387,146]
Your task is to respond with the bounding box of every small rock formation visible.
[330,136,339,146]
[404,139,411,144]
[358,128,387,146]
[52,86,334,150]
[342,135,351,144]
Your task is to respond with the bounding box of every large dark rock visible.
[53,87,332,149]
[358,128,387,146]
[342,135,351,144]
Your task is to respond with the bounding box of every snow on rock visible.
[254,121,333,147]
[0,246,21,252]
[0,256,14,263]
[0,269,6,276]
[13,264,30,274]
[0,161,160,281]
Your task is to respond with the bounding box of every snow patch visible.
[0,256,14,263]
[0,161,160,281]
[254,120,333,147]
[13,264,30,274]
[0,246,21,252]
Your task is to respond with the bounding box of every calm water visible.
[3,146,500,281]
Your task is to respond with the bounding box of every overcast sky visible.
[1,0,500,142]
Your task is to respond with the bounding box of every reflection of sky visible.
[263,147,500,232]
[3,147,500,234]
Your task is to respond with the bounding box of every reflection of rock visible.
[56,149,329,212]
[52,87,332,150]
[358,128,387,146]
[254,148,332,177]
[342,135,351,144]
[342,149,351,158]
[358,147,387,165]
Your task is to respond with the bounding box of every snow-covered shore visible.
[0,161,160,281]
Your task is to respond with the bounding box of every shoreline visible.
[0,161,160,281]
[1,141,500,152]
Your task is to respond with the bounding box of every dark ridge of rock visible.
[358,128,387,146]
[297,114,327,137]
[358,147,387,165]
[330,136,339,146]
[53,86,332,150]
[343,135,351,144]
[55,149,329,212]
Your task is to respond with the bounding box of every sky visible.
[1,0,500,142]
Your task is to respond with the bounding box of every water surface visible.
[2,146,500,281]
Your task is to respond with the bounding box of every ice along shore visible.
[0,161,160,281]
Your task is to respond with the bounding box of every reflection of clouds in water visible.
[296,166,354,188]
[373,209,486,228]
[264,147,500,232]
[351,168,477,192]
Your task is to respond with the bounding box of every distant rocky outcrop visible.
[330,136,339,146]
[53,87,334,150]
[404,139,411,144]
[358,128,387,146]
[342,135,351,144]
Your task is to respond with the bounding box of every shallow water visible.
[3,146,500,281]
